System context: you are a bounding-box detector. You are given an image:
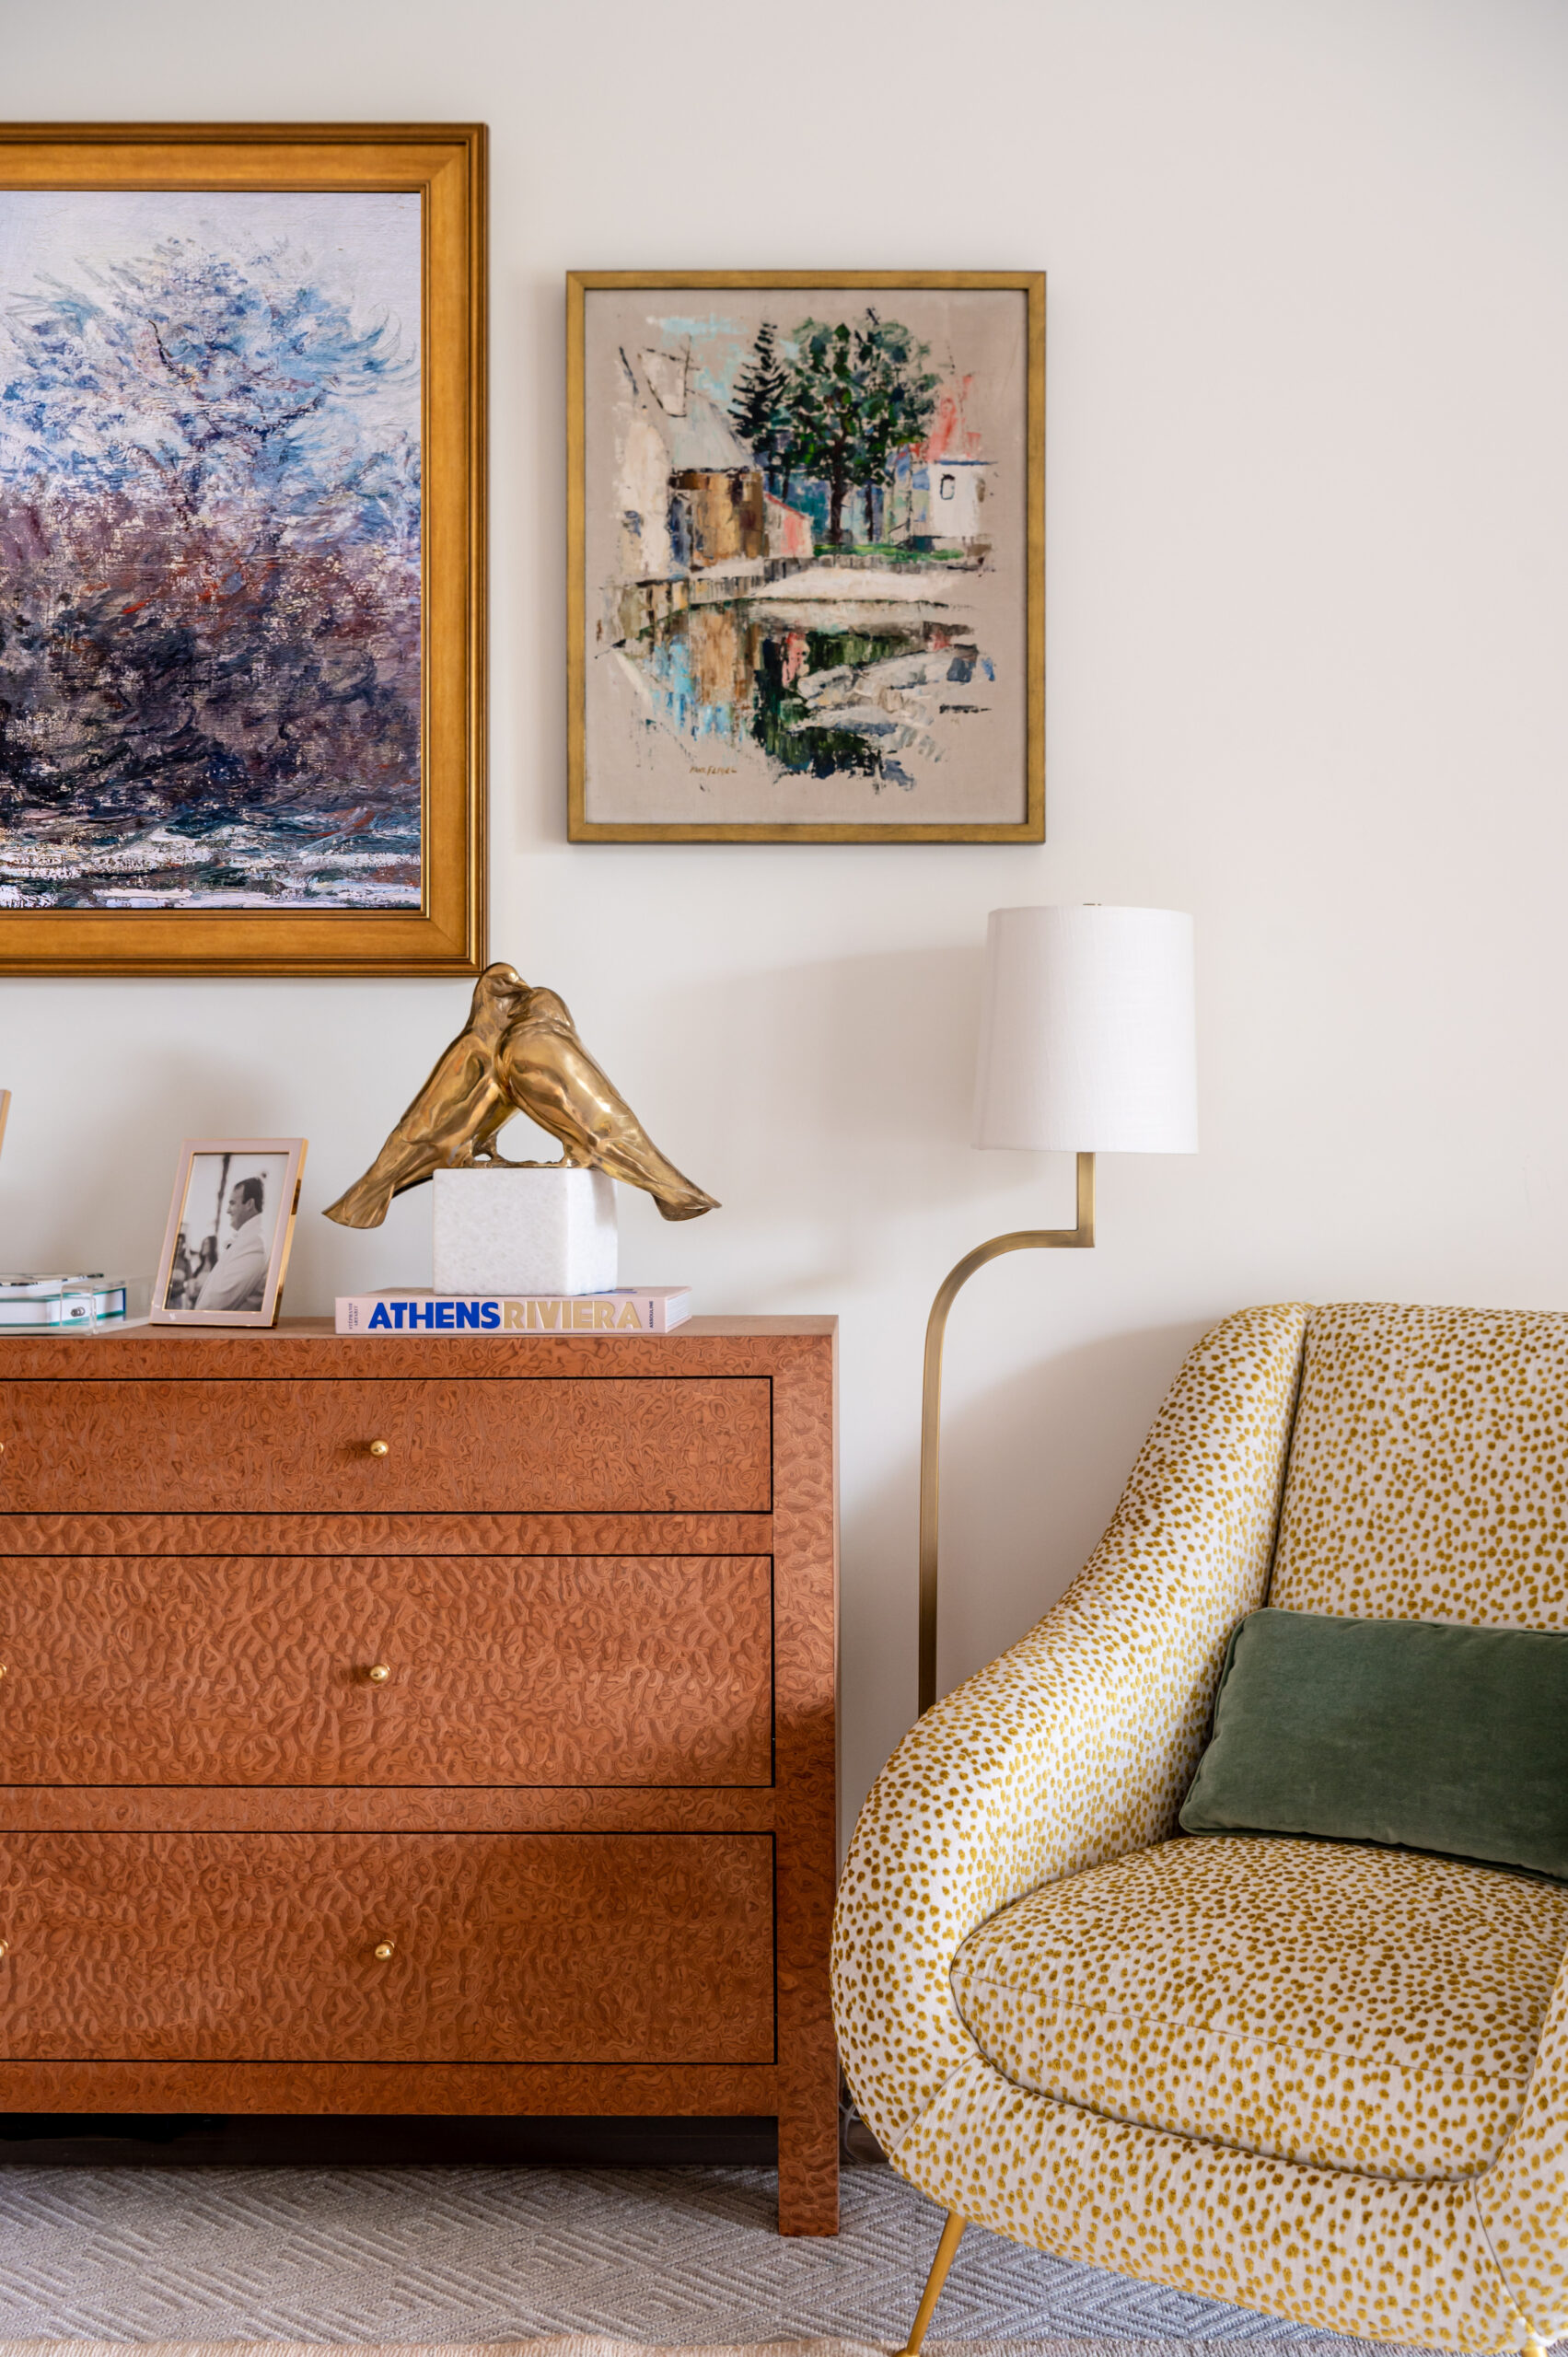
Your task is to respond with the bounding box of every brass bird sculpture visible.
[323,962,719,1229]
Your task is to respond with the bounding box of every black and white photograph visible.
[151,1137,308,1326]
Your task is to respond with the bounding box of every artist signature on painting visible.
[690,764,738,776]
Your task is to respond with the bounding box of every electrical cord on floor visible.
[839,2073,888,2164]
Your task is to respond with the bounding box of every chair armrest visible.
[832,1301,1309,2156]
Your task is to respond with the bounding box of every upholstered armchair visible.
[833,1302,1568,2356]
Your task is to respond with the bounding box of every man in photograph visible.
[194,1176,272,1314]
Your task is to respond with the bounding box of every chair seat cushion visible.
[951,1834,1568,2181]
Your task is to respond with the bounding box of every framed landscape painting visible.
[568,270,1043,842]
[0,123,485,975]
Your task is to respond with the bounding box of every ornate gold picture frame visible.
[0,123,485,975]
[568,269,1043,843]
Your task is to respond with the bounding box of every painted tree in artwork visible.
[0,238,420,830]
[728,319,794,493]
[1,240,415,525]
[783,312,939,546]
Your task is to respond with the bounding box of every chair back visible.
[1269,1301,1568,1631]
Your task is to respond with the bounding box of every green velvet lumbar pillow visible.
[1179,1606,1568,1879]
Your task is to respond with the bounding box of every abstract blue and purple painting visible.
[0,191,422,908]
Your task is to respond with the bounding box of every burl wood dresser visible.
[0,1313,838,2233]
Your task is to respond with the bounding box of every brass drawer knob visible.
[373,1940,395,1961]
[367,1439,389,1457]
[0,1940,9,1959]
[367,1663,390,1684]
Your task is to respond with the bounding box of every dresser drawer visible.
[0,1377,771,1514]
[0,1830,774,2062]
[0,1553,772,1787]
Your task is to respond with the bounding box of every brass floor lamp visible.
[900,905,1199,2352]
[916,902,1199,1719]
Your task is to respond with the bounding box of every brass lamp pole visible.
[917,1152,1095,1716]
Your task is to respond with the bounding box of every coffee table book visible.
[336,1286,692,1334]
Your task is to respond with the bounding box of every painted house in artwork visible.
[765,493,813,561]
[616,347,812,586]
[888,452,990,547]
[886,386,993,554]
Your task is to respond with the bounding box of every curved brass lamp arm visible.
[917,1151,1096,1716]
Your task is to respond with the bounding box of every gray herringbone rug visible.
[0,2160,1457,2351]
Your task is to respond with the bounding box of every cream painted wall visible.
[5,0,1568,1839]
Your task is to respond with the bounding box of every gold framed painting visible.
[0,123,486,975]
[567,269,1043,843]
[151,1136,308,1326]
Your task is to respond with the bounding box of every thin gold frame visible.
[567,270,1045,844]
[0,123,487,976]
[150,1135,308,1328]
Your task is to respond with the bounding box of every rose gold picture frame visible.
[568,269,1044,842]
[151,1137,308,1327]
[0,123,486,976]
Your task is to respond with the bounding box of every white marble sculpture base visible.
[432,1166,619,1295]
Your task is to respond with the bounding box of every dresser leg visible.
[777,2098,840,2234]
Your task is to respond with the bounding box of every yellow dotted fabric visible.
[1271,1301,1568,1630]
[892,2055,1526,2350]
[831,1301,1568,2353]
[833,1301,1308,2152]
[951,1834,1568,2180]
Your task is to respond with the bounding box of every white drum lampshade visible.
[973,904,1199,1155]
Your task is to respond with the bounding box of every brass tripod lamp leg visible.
[897,2209,968,2357]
